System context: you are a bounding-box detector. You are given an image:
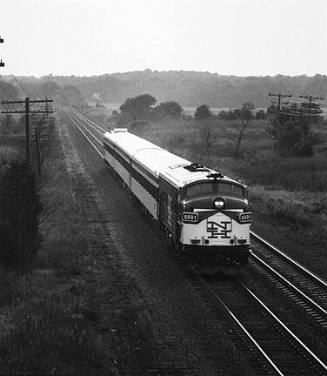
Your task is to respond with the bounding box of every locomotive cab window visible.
[186,182,214,197]
[218,182,245,197]
[185,181,245,198]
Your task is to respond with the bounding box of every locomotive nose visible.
[213,198,225,210]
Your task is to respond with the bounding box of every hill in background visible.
[1,70,327,108]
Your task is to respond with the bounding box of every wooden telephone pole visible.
[269,92,292,111]
[1,98,53,163]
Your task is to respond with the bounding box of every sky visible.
[0,0,326,77]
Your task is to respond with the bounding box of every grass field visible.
[0,124,113,374]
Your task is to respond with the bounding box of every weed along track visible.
[59,120,160,373]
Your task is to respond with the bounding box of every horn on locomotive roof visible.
[207,172,224,179]
[184,163,209,172]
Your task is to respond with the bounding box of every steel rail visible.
[69,108,104,131]
[250,252,327,318]
[200,278,285,376]
[203,275,327,375]
[65,111,103,157]
[67,109,105,137]
[239,279,327,373]
[70,108,108,133]
[250,231,327,289]
[65,109,103,143]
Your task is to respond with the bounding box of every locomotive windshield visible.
[185,182,213,196]
[185,181,245,198]
[218,182,244,197]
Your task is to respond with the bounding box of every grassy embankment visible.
[85,105,327,279]
[0,123,114,374]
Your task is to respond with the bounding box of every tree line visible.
[116,93,267,122]
[115,93,323,160]
[16,71,327,108]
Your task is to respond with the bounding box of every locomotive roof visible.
[104,129,244,188]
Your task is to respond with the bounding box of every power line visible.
[268,92,324,119]
[268,92,292,111]
[299,94,324,102]
[269,109,322,117]
[1,97,53,162]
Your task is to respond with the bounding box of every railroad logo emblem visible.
[206,219,232,239]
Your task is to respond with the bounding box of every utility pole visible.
[269,92,292,111]
[35,122,41,175]
[0,35,4,67]
[1,98,53,162]
[25,97,30,160]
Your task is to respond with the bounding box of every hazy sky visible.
[0,0,326,77]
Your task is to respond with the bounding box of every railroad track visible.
[65,108,327,375]
[250,232,327,328]
[197,275,327,376]
[64,108,105,155]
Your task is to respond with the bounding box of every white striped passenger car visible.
[103,128,252,273]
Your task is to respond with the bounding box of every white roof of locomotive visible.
[104,129,240,188]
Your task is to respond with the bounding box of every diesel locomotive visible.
[103,128,252,274]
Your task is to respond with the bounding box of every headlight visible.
[213,198,225,210]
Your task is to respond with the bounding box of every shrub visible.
[41,236,88,277]
[0,159,42,272]
[0,266,18,305]
[0,294,105,375]
[233,155,327,192]
[292,140,314,157]
[154,101,183,119]
[195,104,212,120]
[267,115,317,157]
[265,198,314,226]
[255,110,267,120]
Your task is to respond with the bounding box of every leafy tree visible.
[199,124,213,162]
[0,159,42,272]
[39,81,60,98]
[195,104,212,120]
[55,85,85,107]
[255,109,267,120]
[0,81,19,100]
[266,104,317,157]
[233,102,254,158]
[218,110,228,120]
[154,101,183,119]
[0,115,16,135]
[218,109,238,121]
[120,94,156,120]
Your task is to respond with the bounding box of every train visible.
[103,128,252,274]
